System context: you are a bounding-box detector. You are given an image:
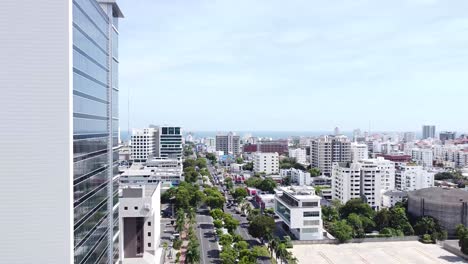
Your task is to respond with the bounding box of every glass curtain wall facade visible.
[72,0,122,263]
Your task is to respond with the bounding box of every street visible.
[196,206,220,264]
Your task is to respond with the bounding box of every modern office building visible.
[440,131,457,143]
[274,186,324,240]
[332,158,395,209]
[382,190,407,208]
[0,1,123,263]
[310,135,351,176]
[216,132,241,156]
[289,148,308,165]
[253,152,280,175]
[159,126,183,159]
[119,184,161,263]
[131,128,159,163]
[422,125,436,139]
[350,142,369,162]
[280,168,312,186]
[395,164,434,191]
[258,139,289,155]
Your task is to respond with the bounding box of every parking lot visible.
[290,241,466,264]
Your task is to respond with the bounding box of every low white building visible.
[396,164,434,191]
[280,168,311,186]
[120,158,184,186]
[412,148,433,168]
[351,142,369,161]
[382,190,407,208]
[254,152,279,175]
[274,186,324,240]
[332,158,395,209]
[119,183,161,264]
[289,148,308,165]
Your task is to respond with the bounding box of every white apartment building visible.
[382,190,407,208]
[310,135,351,176]
[131,128,159,163]
[274,186,324,240]
[351,142,369,161]
[280,168,312,186]
[411,148,433,168]
[332,158,395,209]
[254,152,279,175]
[119,184,161,264]
[396,164,434,191]
[289,148,308,165]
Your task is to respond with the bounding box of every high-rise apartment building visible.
[288,148,308,165]
[403,132,416,143]
[395,164,434,191]
[350,142,369,162]
[131,128,159,163]
[422,125,436,139]
[310,135,351,176]
[332,158,395,209]
[254,152,280,175]
[0,1,123,263]
[216,132,240,156]
[411,148,433,168]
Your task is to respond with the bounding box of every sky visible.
[118,0,468,133]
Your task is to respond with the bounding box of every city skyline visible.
[118,0,468,132]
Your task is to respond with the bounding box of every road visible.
[208,164,271,264]
[196,206,220,264]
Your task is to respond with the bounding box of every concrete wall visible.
[292,236,419,245]
[0,1,73,263]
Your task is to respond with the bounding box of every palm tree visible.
[188,207,196,225]
[176,208,186,233]
[268,237,280,260]
[286,255,299,264]
[186,239,200,264]
[276,243,288,264]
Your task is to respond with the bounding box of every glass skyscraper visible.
[73,0,122,263]
[0,0,122,263]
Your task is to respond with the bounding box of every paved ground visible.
[290,241,467,264]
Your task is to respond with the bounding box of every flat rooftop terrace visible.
[290,241,466,264]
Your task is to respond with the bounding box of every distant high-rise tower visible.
[422,125,436,139]
[439,131,456,143]
[216,132,240,156]
[334,127,341,136]
[0,1,123,263]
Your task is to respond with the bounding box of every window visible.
[303,211,320,217]
[304,220,320,226]
[302,202,318,207]
[302,228,319,233]
[148,221,151,226]
[148,232,151,237]
[148,243,152,247]
[124,206,128,210]
[134,206,138,210]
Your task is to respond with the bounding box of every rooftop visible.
[409,187,468,203]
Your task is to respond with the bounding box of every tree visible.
[309,167,321,177]
[322,205,340,223]
[210,208,224,220]
[175,209,186,233]
[347,213,365,238]
[248,215,276,242]
[220,247,237,264]
[235,240,249,251]
[252,246,270,258]
[219,234,233,247]
[330,220,353,243]
[232,187,248,203]
[275,243,289,264]
[245,176,262,188]
[195,157,207,169]
[374,208,391,230]
[183,159,196,168]
[340,198,375,219]
[413,217,438,236]
[206,153,217,163]
[223,214,240,234]
[243,162,254,171]
[175,188,191,210]
[258,178,277,192]
[213,219,223,229]
[236,157,244,164]
[282,175,291,185]
[186,239,200,264]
